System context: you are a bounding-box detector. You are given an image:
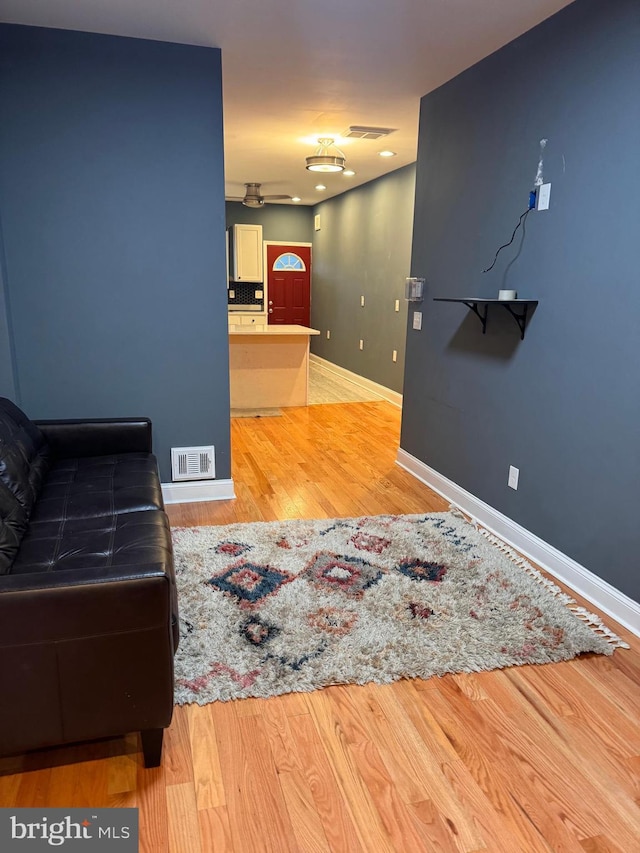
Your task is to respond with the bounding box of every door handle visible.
[269,308,273,314]
[268,300,273,306]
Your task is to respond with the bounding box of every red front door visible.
[267,244,311,326]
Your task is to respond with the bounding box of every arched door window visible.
[272,252,306,272]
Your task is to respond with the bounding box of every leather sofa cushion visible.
[0,399,50,573]
[0,398,50,513]
[0,481,29,575]
[11,509,172,575]
[31,453,164,523]
[9,508,179,650]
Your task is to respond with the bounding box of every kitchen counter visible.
[228,325,320,409]
[229,324,320,336]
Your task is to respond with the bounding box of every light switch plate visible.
[536,183,551,211]
[412,311,422,330]
[508,465,520,490]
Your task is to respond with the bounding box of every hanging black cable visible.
[482,207,532,274]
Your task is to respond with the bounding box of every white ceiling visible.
[0,0,573,205]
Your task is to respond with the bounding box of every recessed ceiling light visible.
[315,184,326,191]
[291,196,301,203]
[343,170,356,177]
[378,150,397,157]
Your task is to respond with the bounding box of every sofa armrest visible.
[0,563,176,762]
[0,563,173,645]
[34,418,152,458]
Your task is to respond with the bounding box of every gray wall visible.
[0,221,17,399]
[226,202,314,243]
[310,165,416,394]
[0,25,230,481]
[401,0,639,601]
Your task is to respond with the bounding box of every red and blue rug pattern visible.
[172,513,617,704]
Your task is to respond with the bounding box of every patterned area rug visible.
[172,513,623,704]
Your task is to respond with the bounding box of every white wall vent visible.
[343,126,397,140]
[171,446,215,481]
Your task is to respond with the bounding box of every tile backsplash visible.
[228,282,263,307]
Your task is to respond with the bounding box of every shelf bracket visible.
[461,300,489,334]
[433,297,537,340]
[500,303,530,340]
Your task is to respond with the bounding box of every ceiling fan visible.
[227,182,292,207]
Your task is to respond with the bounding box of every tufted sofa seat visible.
[0,397,177,767]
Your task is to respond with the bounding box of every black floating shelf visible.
[433,298,538,340]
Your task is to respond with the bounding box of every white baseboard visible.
[162,478,235,504]
[397,448,640,638]
[310,354,402,408]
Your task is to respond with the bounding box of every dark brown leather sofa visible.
[0,397,178,767]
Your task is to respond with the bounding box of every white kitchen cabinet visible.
[228,314,267,326]
[228,224,263,282]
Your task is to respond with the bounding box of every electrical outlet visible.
[412,311,422,330]
[536,183,551,211]
[229,290,235,299]
[395,299,400,312]
[360,295,365,307]
[326,330,330,339]
[359,339,364,350]
[392,349,397,362]
[508,465,519,490]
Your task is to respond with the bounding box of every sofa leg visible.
[141,728,164,768]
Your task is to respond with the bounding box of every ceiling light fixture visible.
[315,184,326,191]
[343,170,356,177]
[291,196,301,203]
[378,150,397,158]
[306,138,346,173]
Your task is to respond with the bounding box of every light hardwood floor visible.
[1,401,638,852]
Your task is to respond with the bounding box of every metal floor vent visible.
[342,126,397,139]
[171,446,215,481]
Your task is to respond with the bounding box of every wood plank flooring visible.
[1,401,638,852]
[307,362,386,404]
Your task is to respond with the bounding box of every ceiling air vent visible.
[171,446,216,481]
[343,126,397,140]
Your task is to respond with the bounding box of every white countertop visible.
[228,324,320,336]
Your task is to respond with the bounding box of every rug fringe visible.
[447,504,630,650]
